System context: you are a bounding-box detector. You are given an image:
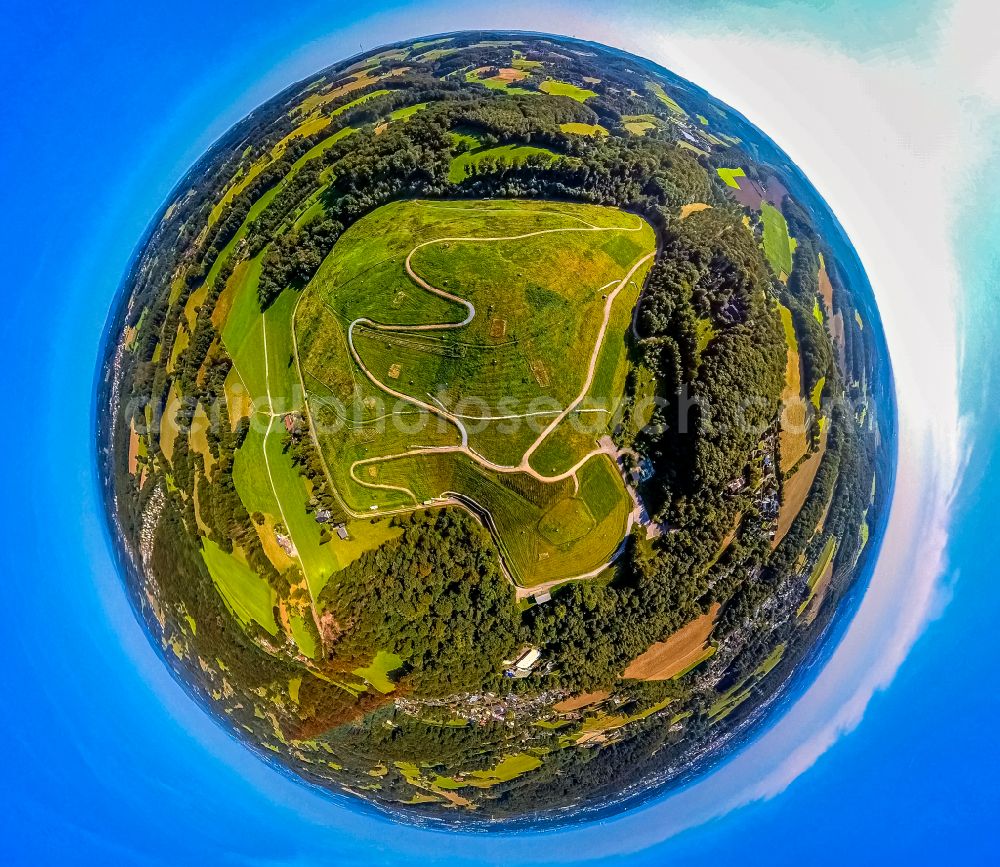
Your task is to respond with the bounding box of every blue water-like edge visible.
[92,28,899,833]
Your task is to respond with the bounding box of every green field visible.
[331,89,391,117]
[201,539,278,634]
[778,302,798,350]
[755,643,786,677]
[448,142,559,183]
[648,81,686,115]
[218,250,402,601]
[295,198,654,585]
[389,102,429,121]
[717,167,746,189]
[761,201,794,277]
[809,536,836,589]
[812,297,824,324]
[290,614,319,658]
[696,317,717,354]
[811,375,826,410]
[539,79,596,102]
[622,114,659,136]
[433,753,542,790]
[353,650,404,693]
[560,122,607,136]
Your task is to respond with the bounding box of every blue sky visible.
[2,0,998,863]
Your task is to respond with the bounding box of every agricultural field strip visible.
[343,223,654,491]
[236,313,320,620]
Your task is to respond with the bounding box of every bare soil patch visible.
[729,175,767,209]
[530,359,549,387]
[764,174,789,208]
[831,311,846,368]
[496,67,528,82]
[623,603,720,681]
[388,363,401,380]
[489,317,507,339]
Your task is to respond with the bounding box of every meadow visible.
[761,202,796,279]
[295,198,654,585]
[539,79,596,102]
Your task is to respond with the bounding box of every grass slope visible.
[201,539,278,634]
[296,198,654,585]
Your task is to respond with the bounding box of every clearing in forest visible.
[761,202,796,279]
[295,198,656,586]
[622,603,721,681]
[539,79,596,101]
[776,426,830,547]
[560,122,607,136]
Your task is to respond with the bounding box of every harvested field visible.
[254,514,296,572]
[159,380,183,464]
[778,304,809,472]
[775,426,828,547]
[224,368,255,431]
[553,690,610,713]
[622,114,659,136]
[560,122,607,136]
[128,420,140,475]
[189,401,216,479]
[623,603,720,680]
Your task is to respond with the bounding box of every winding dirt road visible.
[344,224,653,496]
[290,205,655,590]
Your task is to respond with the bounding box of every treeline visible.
[281,412,347,525]
[257,218,343,308]
[247,107,456,305]
[319,509,520,698]
[784,235,833,396]
[456,131,711,217]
